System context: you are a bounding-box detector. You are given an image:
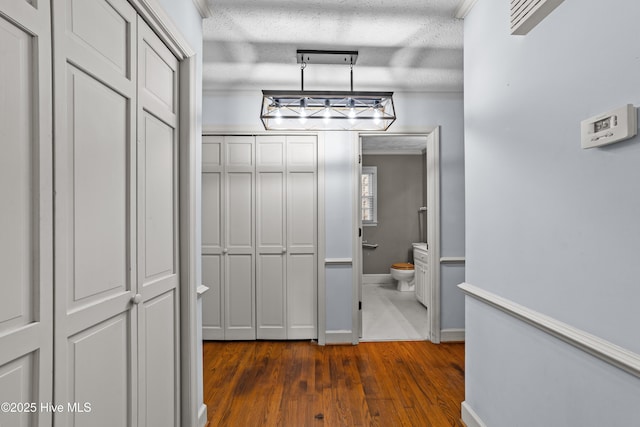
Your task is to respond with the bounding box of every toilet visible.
[390,262,415,292]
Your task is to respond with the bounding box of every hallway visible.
[202,340,465,426]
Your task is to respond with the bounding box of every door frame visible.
[353,128,442,344]
[126,1,202,425]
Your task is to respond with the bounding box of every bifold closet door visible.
[136,17,180,427]
[201,136,224,340]
[224,137,256,340]
[53,0,138,425]
[0,2,53,427]
[53,2,180,425]
[256,136,287,339]
[256,135,317,340]
[285,136,317,339]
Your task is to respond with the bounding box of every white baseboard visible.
[461,401,487,427]
[198,403,208,427]
[325,330,354,345]
[362,274,393,284]
[441,328,465,342]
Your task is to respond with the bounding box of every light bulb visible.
[373,101,381,125]
[348,98,356,119]
[323,99,331,124]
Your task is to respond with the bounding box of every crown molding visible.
[192,0,212,18]
[455,0,479,19]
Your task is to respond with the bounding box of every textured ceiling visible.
[203,0,464,93]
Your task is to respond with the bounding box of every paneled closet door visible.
[224,137,256,340]
[136,17,180,427]
[0,2,53,427]
[256,136,287,339]
[201,136,224,340]
[53,0,138,425]
[286,136,318,339]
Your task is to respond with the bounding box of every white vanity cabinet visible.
[413,246,429,307]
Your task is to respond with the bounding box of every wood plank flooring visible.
[203,340,465,427]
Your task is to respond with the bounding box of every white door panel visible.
[288,254,317,339]
[70,66,129,304]
[256,254,286,339]
[225,254,255,339]
[0,354,36,427]
[67,0,130,76]
[141,112,176,282]
[0,15,34,332]
[201,255,223,339]
[141,292,177,427]
[0,2,52,426]
[288,172,316,252]
[69,315,130,427]
[226,173,254,249]
[202,173,222,250]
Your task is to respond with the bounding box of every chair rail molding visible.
[459,282,640,378]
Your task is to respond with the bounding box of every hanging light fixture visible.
[260,50,396,131]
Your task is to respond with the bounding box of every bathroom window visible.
[361,166,377,225]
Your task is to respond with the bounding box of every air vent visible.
[511,0,564,35]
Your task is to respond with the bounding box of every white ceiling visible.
[202,0,464,93]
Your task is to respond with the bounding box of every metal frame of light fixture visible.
[260,50,396,131]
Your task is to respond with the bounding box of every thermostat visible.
[581,104,637,149]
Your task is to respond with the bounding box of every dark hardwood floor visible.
[203,340,465,427]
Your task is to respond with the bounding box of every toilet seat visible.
[391,262,414,270]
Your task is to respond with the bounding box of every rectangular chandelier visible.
[260,90,396,131]
[260,50,396,131]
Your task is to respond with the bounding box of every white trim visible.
[317,132,326,346]
[440,256,466,264]
[192,0,212,18]
[459,282,640,379]
[196,285,209,296]
[454,0,480,19]
[426,128,441,343]
[362,150,425,155]
[198,403,208,427]
[325,258,353,265]
[440,328,465,342]
[325,330,354,345]
[129,0,195,58]
[352,134,361,345]
[362,274,393,285]
[354,129,442,345]
[177,54,200,427]
[461,402,488,427]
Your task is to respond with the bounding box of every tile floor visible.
[361,283,429,341]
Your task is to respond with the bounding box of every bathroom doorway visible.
[356,131,441,343]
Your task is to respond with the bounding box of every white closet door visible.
[256,136,287,339]
[286,136,318,339]
[202,136,224,339]
[53,0,138,425]
[137,18,180,427]
[0,2,53,427]
[224,137,256,340]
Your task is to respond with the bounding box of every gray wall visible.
[362,154,425,274]
[465,0,640,425]
[202,90,465,336]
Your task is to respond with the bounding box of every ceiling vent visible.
[511,0,564,35]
